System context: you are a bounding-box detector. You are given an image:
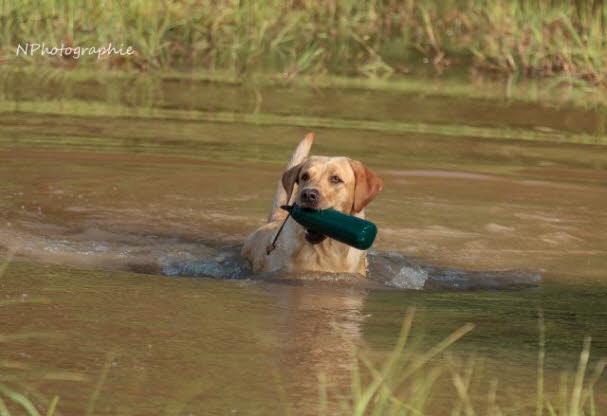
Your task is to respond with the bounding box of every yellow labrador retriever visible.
[242,133,383,276]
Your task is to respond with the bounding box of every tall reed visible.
[1,0,605,82]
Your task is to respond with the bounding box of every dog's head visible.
[282,156,383,243]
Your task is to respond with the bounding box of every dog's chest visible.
[290,240,366,275]
[262,218,367,275]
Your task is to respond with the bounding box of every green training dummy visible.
[281,204,377,250]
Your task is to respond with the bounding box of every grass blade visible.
[0,383,40,416]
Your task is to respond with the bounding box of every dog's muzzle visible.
[300,188,320,209]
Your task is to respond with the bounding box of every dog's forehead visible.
[305,156,354,178]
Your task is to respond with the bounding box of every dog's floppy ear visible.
[282,163,303,204]
[349,159,383,214]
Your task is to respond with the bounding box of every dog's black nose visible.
[300,188,319,203]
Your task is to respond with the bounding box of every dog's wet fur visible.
[241,133,383,276]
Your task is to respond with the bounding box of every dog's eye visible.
[301,173,309,181]
[330,175,342,184]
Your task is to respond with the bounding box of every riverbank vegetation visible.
[1,0,606,83]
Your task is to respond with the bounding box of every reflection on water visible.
[268,284,366,414]
[1,71,606,414]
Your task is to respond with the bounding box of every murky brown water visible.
[1,71,606,415]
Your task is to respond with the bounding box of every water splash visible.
[161,247,250,280]
[161,247,541,290]
[368,251,428,290]
[0,222,540,290]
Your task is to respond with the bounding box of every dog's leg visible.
[267,132,314,222]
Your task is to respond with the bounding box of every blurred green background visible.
[1,0,606,83]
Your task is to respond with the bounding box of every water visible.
[1,70,606,414]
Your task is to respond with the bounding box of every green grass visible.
[0,0,606,83]
[322,308,606,416]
